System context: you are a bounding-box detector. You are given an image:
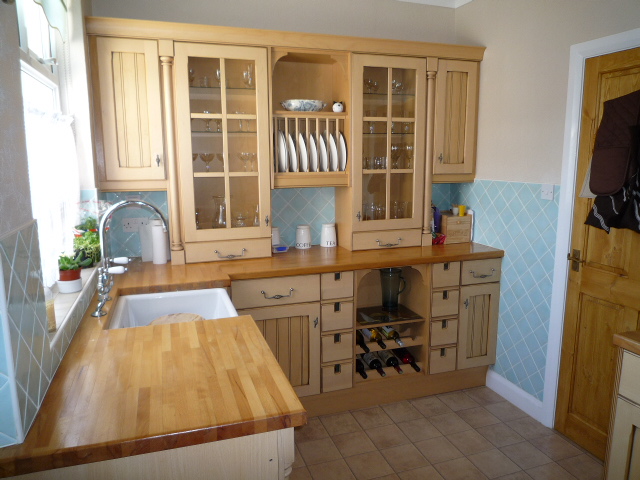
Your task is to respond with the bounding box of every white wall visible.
[455,0,640,184]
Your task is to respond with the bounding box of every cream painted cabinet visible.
[432,59,479,183]
[337,54,426,251]
[173,42,272,263]
[91,36,166,190]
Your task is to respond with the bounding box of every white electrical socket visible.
[540,184,554,201]
[122,217,148,232]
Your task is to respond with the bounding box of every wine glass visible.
[188,69,195,86]
[201,153,215,171]
[404,144,414,168]
[214,153,224,170]
[215,67,221,87]
[238,152,252,171]
[390,145,402,169]
[192,153,200,164]
[242,63,254,88]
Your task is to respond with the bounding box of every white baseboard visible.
[486,370,553,427]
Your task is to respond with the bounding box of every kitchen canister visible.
[271,226,281,246]
[320,223,337,247]
[295,225,312,249]
[151,219,169,264]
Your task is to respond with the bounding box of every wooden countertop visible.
[614,331,640,356]
[0,242,502,477]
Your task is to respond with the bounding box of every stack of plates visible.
[276,131,347,173]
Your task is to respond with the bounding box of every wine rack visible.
[355,304,425,354]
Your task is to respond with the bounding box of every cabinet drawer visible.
[620,352,640,403]
[322,362,353,393]
[321,271,354,300]
[430,318,458,346]
[322,332,353,363]
[321,301,354,332]
[432,262,461,288]
[232,274,320,309]
[184,238,271,263]
[431,288,460,317]
[460,258,502,285]
[430,346,457,374]
[352,229,422,251]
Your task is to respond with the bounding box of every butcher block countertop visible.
[0,243,502,477]
[614,330,640,356]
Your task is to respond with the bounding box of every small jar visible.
[295,225,311,249]
[320,223,337,248]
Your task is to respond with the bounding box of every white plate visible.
[287,133,298,172]
[318,134,328,172]
[298,133,308,172]
[277,131,288,173]
[338,132,347,171]
[328,133,338,172]
[308,134,318,172]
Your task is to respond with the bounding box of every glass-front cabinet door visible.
[351,55,426,244]
[174,43,271,261]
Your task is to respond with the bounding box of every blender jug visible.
[379,268,406,311]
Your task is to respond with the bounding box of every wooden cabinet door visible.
[239,304,321,397]
[432,59,479,183]
[92,37,166,189]
[457,283,500,369]
[606,396,640,479]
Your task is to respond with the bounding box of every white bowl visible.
[281,99,327,112]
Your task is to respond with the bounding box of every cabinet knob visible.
[156,154,161,166]
[438,153,443,163]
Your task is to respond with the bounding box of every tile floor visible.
[291,387,603,480]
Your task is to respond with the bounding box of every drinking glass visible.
[404,144,414,168]
[188,69,195,86]
[242,64,254,88]
[238,152,252,171]
[212,195,226,228]
[201,153,215,171]
[215,67,221,86]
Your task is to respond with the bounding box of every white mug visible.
[320,223,337,248]
[295,225,311,249]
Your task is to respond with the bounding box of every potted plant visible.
[73,230,101,266]
[58,253,92,293]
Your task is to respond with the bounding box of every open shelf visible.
[354,362,424,384]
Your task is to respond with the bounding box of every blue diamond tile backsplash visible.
[433,180,559,401]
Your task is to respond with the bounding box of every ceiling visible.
[396,0,474,7]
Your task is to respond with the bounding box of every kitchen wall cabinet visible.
[173,42,272,262]
[337,54,426,251]
[432,59,480,184]
[90,36,166,190]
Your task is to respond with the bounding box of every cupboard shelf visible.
[273,171,349,188]
[356,335,424,354]
[354,362,424,384]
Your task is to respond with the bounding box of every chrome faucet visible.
[91,200,168,317]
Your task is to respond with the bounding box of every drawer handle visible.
[334,364,341,374]
[469,268,495,279]
[334,333,341,343]
[214,248,246,259]
[442,319,448,329]
[260,287,294,300]
[376,238,402,248]
[443,291,449,300]
[440,348,446,357]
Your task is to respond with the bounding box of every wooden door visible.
[457,283,500,369]
[555,47,640,460]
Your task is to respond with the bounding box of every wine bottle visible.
[355,330,371,353]
[378,325,405,347]
[361,328,387,349]
[355,358,368,379]
[393,347,421,372]
[378,350,404,374]
[361,352,386,377]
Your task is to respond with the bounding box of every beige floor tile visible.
[494,472,533,480]
[294,444,306,468]
[429,412,473,435]
[320,411,363,436]
[485,402,528,422]
[332,430,378,457]
[398,466,445,480]
[381,400,424,423]
[375,475,401,480]
[397,417,442,442]
[438,391,480,411]
[307,459,357,480]
[505,417,553,440]
[467,449,521,479]
[297,437,342,466]
[414,436,464,464]
[410,396,453,417]
[525,462,577,480]
[556,453,603,480]
[345,451,395,480]
[296,417,330,443]
[456,407,502,428]
[500,442,553,470]
[446,429,495,455]
[365,423,411,449]
[433,457,489,480]
[528,434,582,461]
[476,423,525,448]
[464,386,506,406]
[291,466,313,480]
[352,406,394,430]
[380,443,430,472]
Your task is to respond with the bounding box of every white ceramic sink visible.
[108,288,238,329]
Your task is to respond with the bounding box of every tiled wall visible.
[0,221,97,446]
[433,180,559,401]
[0,310,19,447]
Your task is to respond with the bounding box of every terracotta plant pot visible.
[59,268,81,282]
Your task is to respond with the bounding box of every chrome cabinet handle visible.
[464,298,469,309]
[265,215,269,226]
[261,288,294,299]
[469,268,495,279]
[314,317,319,328]
[214,248,246,259]
[156,154,161,166]
[356,211,362,221]
[438,153,443,163]
[376,238,402,248]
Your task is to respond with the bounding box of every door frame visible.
[545,28,640,427]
